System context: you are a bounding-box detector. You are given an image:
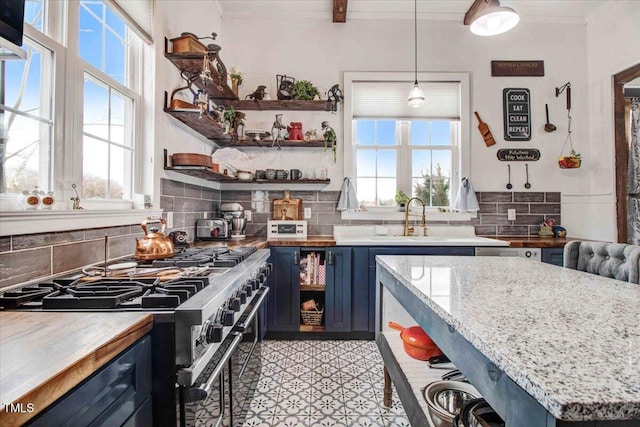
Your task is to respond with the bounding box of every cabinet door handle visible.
[328,251,333,265]
[293,251,299,265]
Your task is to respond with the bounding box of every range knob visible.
[239,290,247,304]
[249,278,260,291]
[243,283,253,297]
[205,323,223,343]
[222,310,235,326]
[230,297,241,312]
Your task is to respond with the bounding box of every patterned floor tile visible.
[240,340,407,427]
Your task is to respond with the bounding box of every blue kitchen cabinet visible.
[351,247,370,332]
[325,248,352,332]
[542,247,564,266]
[267,247,300,331]
[28,335,152,427]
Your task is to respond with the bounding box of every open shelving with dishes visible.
[163,149,330,185]
[164,37,236,100]
[214,99,332,111]
[163,91,335,148]
[163,37,340,147]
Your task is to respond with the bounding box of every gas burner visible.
[0,279,75,309]
[142,278,209,308]
[43,279,157,309]
[149,247,232,268]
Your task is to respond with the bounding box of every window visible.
[0,0,144,207]
[345,72,470,209]
[1,4,54,194]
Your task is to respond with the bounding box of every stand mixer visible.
[220,203,246,239]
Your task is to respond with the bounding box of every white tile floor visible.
[242,340,411,427]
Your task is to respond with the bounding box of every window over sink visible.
[344,72,470,210]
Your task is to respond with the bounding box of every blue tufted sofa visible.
[563,241,640,284]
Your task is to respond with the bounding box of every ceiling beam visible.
[333,0,348,23]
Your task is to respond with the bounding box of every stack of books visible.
[299,252,326,286]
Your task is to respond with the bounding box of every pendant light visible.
[464,0,519,36]
[408,0,425,108]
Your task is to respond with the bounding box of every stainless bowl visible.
[422,381,481,427]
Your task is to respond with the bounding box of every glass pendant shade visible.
[408,83,425,108]
[470,6,519,36]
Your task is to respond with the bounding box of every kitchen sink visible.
[333,225,510,247]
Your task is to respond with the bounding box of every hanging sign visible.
[491,61,545,77]
[497,149,540,161]
[503,88,531,141]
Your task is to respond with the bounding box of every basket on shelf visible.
[301,308,324,326]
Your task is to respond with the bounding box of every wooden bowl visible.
[171,153,212,168]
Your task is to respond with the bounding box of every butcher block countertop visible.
[0,312,153,426]
[491,236,581,248]
[198,235,579,248]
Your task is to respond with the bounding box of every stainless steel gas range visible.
[0,246,271,427]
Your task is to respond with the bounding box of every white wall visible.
[147,2,639,241]
[583,1,640,242]
[219,16,592,229]
[148,0,224,207]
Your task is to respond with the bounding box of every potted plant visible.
[229,66,244,96]
[395,190,410,211]
[223,106,237,134]
[558,149,581,169]
[291,80,320,101]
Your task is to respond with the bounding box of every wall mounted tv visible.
[0,0,26,47]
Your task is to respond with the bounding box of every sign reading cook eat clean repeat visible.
[503,88,531,141]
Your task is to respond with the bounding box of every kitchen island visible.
[375,255,640,427]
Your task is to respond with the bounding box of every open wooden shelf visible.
[228,139,330,148]
[216,99,331,111]
[300,325,325,332]
[164,38,237,100]
[226,179,331,185]
[300,285,326,292]
[163,149,331,185]
[163,92,233,146]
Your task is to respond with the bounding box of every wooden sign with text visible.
[491,61,545,77]
[497,149,540,161]
[503,88,531,141]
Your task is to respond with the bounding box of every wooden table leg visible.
[383,365,392,407]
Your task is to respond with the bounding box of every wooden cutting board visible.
[273,190,303,220]
[474,112,496,147]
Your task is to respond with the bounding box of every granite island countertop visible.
[376,255,640,422]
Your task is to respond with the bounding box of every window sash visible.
[354,119,457,207]
[344,72,470,211]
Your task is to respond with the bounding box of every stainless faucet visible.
[403,197,427,236]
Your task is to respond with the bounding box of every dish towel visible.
[337,177,359,211]
[454,178,480,212]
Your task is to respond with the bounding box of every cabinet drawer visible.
[28,336,152,427]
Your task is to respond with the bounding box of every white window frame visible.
[0,1,154,236]
[68,0,142,205]
[343,71,470,215]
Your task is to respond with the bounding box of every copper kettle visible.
[135,218,175,260]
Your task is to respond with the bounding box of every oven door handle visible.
[236,286,269,331]
[185,332,243,402]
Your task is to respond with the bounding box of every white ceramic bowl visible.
[237,171,253,181]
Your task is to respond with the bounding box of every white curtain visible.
[627,97,640,244]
